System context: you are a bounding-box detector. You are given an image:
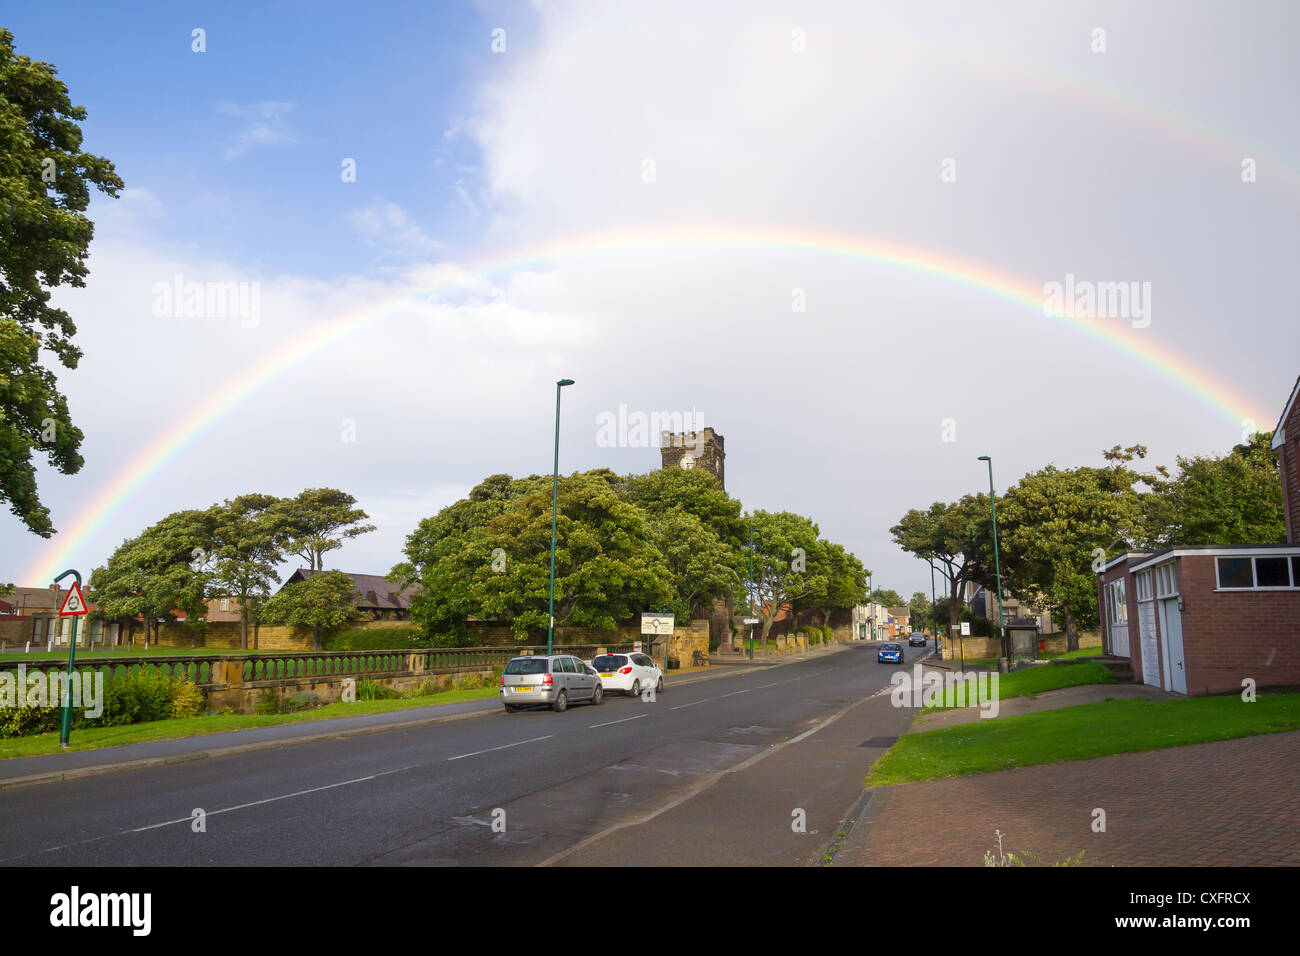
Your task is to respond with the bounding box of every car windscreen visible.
[592,655,627,670]
[882,644,901,650]
[504,658,550,675]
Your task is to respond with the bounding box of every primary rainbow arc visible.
[23,223,1270,584]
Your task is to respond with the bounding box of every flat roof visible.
[1130,544,1300,573]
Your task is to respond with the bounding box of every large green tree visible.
[891,495,995,632]
[998,446,1148,650]
[744,510,820,643]
[260,570,360,650]
[1,29,122,534]
[1140,430,1285,547]
[207,493,291,649]
[88,509,216,646]
[275,488,376,571]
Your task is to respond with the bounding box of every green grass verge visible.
[1042,646,1106,660]
[922,660,1114,712]
[868,693,1300,787]
[0,687,500,760]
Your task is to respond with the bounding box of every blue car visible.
[877,642,903,664]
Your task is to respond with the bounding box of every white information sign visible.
[640,613,675,635]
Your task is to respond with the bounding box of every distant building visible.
[279,570,418,620]
[660,427,725,491]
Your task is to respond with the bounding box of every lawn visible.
[868,692,1300,786]
[1042,646,1106,660]
[922,660,1114,712]
[0,686,500,760]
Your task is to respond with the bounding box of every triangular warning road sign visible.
[58,581,89,616]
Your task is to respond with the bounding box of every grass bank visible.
[922,660,1114,712]
[869,693,1300,787]
[0,687,499,760]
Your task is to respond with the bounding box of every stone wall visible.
[665,620,710,666]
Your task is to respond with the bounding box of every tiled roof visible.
[285,570,418,610]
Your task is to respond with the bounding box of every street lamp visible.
[977,455,1008,669]
[927,558,939,654]
[547,378,574,654]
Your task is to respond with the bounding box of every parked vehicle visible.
[877,643,904,664]
[908,633,928,647]
[500,654,603,712]
[591,652,663,697]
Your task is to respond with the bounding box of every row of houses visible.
[0,570,417,649]
[1096,375,1300,696]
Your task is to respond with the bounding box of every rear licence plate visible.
[599,672,615,676]
[513,686,533,692]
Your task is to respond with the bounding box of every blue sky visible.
[2,2,1298,601]
[9,1,512,273]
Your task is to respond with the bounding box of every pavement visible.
[854,729,1300,866]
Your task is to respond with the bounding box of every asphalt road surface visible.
[0,641,926,866]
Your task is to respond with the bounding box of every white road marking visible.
[589,714,648,728]
[1,765,417,861]
[447,734,554,761]
[718,689,751,698]
[669,699,710,711]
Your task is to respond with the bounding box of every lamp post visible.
[867,571,874,642]
[928,558,939,656]
[977,455,1008,669]
[547,378,574,654]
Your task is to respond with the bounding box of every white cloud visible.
[351,200,444,257]
[219,100,298,159]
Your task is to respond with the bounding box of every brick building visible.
[1096,378,1300,695]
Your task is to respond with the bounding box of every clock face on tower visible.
[680,455,695,470]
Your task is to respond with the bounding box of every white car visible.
[591,652,664,696]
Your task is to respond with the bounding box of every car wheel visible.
[504,704,518,713]
[656,676,663,694]
[552,690,568,713]
[591,683,603,705]
[630,679,641,698]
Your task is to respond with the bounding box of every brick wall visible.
[1175,555,1300,695]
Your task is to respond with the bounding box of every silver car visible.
[500,654,604,713]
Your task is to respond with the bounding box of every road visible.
[0,641,925,866]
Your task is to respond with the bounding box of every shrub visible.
[356,679,398,701]
[453,669,501,691]
[92,668,175,726]
[0,704,63,738]
[170,679,205,719]
[281,692,322,713]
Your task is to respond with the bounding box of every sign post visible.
[640,613,674,670]
[54,569,88,748]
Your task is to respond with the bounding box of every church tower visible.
[660,427,725,491]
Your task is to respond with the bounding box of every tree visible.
[88,509,216,646]
[395,471,674,643]
[744,510,820,643]
[869,587,906,609]
[1140,431,1285,547]
[798,541,867,627]
[208,494,290,649]
[908,591,933,634]
[275,488,376,571]
[623,466,745,547]
[260,570,360,650]
[891,495,995,632]
[648,507,739,621]
[0,29,123,534]
[998,446,1148,651]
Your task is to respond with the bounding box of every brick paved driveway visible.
[856,730,1300,866]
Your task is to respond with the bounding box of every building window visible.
[220,599,229,612]
[1105,580,1128,626]
[1216,554,1299,590]
[1135,570,1153,602]
[1154,563,1179,598]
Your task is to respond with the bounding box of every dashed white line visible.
[718,689,751,698]
[669,699,710,710]
[589,714,648,728]
[447,734,554,761]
